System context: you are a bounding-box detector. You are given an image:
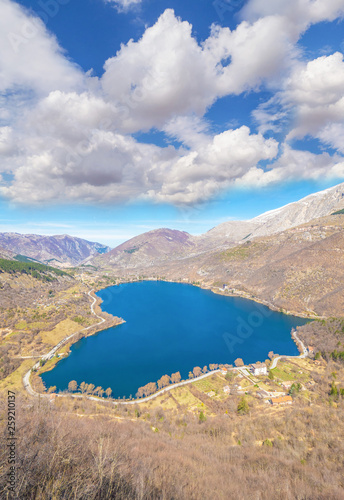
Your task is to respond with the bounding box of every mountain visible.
[96,228,197,268]
[0,246,15,260]
[199,181,344,246]
[172,214,344,317]
[0,233,111,268]
[109,214,344,317]
[95,182,344,270]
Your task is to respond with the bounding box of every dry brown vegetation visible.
[1,389,344,500]
[297,318,344,358]
[0,282,121,383]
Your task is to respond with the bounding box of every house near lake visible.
[250,363,268,376]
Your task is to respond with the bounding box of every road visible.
[23,290,105,398]
[270,330,308,369]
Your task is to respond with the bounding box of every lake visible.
[41,281,308,398]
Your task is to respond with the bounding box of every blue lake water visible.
[41,281,308,398]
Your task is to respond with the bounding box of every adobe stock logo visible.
[223,302,273,354]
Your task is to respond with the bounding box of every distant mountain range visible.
[0,233,111,267]
[89,182,344,317]
[1,182,344,312]
[93,182,344,270]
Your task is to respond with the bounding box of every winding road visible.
[23,290,105,398]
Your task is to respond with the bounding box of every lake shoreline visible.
[33,282,308,402]
[94,277,324,321]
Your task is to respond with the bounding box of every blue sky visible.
[0,0,344,246]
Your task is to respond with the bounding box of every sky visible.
[0,0,344,246]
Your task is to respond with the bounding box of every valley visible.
[1,183,344,499]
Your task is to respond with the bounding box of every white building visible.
[250,363,268,376]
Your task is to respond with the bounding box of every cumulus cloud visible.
[242,0,344,29]
[147,127,279,204]
[1,0,344,207]
[0,102,279,204]
[285,52,344,142]
[101,9,302,132]
[235,144,344,188]
[0,0,83,96]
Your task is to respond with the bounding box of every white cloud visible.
[0,97,279,204]
[104,0,142,13]
[146,127,279,204]
[285,52,344,142]
[1,1,344,208]
[101,9,303,132]
[236,144,344,188]
[242,0,344,29]
[0,0,83,96]
[253,51,344,158]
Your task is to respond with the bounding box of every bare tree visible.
[158,375,171,389]
[86,383,96,394]
[68,380,77,392]
[171,371,181,384]
[234,358,244,367]
[95,386,104,397]
[193,366,202,378]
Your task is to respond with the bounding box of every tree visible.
[95,386,104,397]
[136,387,145,398]
[158,375,170,389]
[86,383,95,394]
[79,382,87,394]
[268,351,274,360]
[105,387,112,398]
[68,380,77,392]
[234,358,244,367]
[237,397,249,415]
[209,364,219,371]
[290,383,301,397]
[202,365,208,374]
[199,411,207,423]
[171,372,181,384]
[330,381,338,398]
[193,366,202,378]
[143,382,157,396]
[188,371,194,379]
[48,386,56,394]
